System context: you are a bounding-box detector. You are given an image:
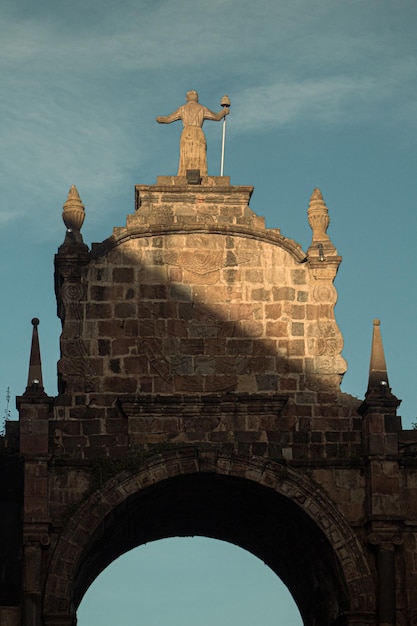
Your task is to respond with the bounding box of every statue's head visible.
[186,90,199,103]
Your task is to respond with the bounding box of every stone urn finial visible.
[62,185,85,233]
[308,188,330,242]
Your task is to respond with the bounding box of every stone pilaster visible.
[55,187,93,395]
[305,188,346,390]
[368,531,403,626]
[16,320,54,626]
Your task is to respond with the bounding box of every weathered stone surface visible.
[56,182,346,399]
[2,177,416,626]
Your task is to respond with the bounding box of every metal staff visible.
[220,95,231,176]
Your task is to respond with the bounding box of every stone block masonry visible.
[52,177,358,462]
[2,176,416,626]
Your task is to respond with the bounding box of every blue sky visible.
[78,537,302,625]
[1,0,416,623]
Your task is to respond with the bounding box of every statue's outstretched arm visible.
[203,107,229,122]
[156,108,182,124]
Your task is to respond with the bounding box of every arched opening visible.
[73,474,349,624]
[44,451,374,625]
[77,537,303,625]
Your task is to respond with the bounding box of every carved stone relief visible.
[58,278,97,390]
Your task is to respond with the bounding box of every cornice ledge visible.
[91,223,307,262]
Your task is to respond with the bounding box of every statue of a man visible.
[156,90,229,176]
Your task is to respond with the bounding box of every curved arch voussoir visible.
[44,448,374,619]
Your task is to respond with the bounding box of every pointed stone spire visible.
[360,318,400,413]
[367,319,389,391]
[27,318,44,390]
[17,318,52,455]
[359,318,401,445]
[62,185,85,235]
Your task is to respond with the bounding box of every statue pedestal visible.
[132,176,262,229]
[155,175,231,186]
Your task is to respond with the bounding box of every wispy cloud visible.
[232,61,417,132]
[0,0,416,229]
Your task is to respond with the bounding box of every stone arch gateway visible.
[2,174,417,626]
[44,449,374,626]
